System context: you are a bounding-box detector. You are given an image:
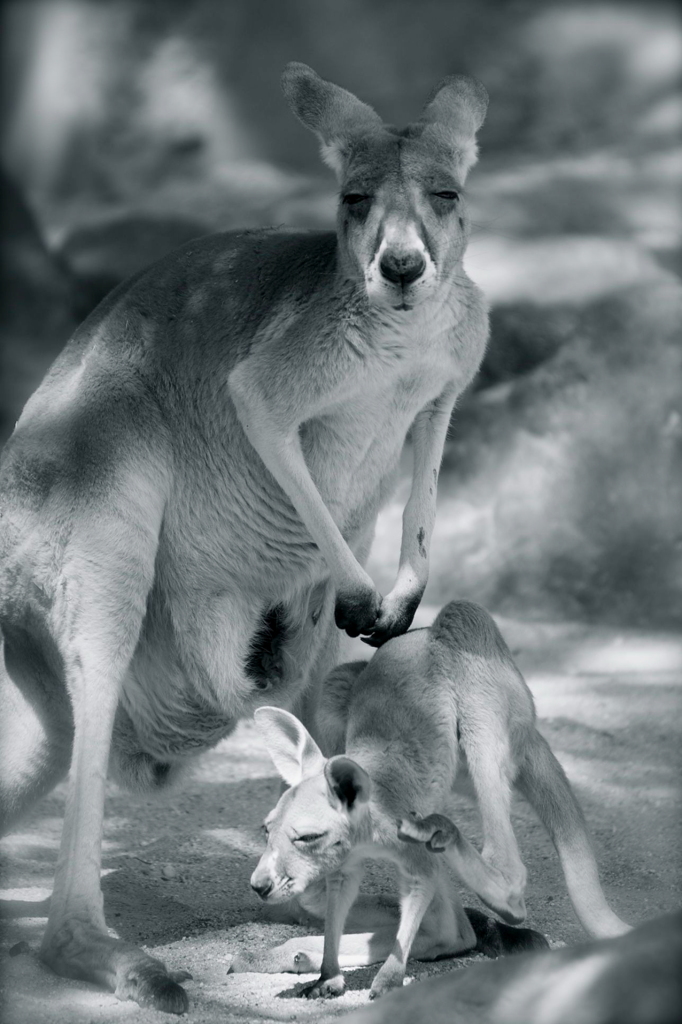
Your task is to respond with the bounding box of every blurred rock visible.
[431,268,682,627]
[0,172,78,443]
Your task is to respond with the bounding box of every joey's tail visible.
[516,732,630,939]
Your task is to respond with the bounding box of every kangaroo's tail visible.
[516,731,630,938]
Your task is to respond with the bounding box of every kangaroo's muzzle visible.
[379,250,426,287]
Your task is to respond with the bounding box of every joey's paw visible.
[334,583,381,637]
[397,811,458,851]
[360,590,423,647]
[301,974,345,999]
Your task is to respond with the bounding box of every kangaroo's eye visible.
[293,832,326,844]
[342,193,371,206]
[433,190,459,200]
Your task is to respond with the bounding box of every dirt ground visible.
[1,607,681,1024]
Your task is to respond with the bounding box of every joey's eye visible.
[433,190,460,201]
[293,832,326,844]
[343,193,370,206]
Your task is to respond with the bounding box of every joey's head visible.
[250,707,370,903]
[282,62,488,311]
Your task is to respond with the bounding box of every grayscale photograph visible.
[1,2,680,1022]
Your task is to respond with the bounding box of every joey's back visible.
[343,630,460,823]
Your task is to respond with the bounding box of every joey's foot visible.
[301,974,345,999]
[465,907,549,957]
[41,922,190,1014]
[397,811,458,851]
[334,583,381,638]
[478,889,527,927]
[369,965,405,999]
[360,590,423,648]
[229,947,316,975]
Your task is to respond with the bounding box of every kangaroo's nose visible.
[379,251,426,286]
[251,878,274,900]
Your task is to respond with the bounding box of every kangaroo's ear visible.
[282,62,383,177]
[325,755,371,811]
[419,75,488,180]
[254,707,325,787]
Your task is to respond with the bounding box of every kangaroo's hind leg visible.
[35,465,192,1013]
[0,625,73,835]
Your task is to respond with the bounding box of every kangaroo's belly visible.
[161,387,419,598]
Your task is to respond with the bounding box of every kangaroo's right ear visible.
[282,62,383,177]
[254,707,325,787]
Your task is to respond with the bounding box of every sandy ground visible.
[1,608,681,1024]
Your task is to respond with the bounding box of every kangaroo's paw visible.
[334,582,381,638]
[300,973,345,999]
[41,920,190,1014]
[360,590,423,648]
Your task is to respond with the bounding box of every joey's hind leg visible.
[461,725,528,922]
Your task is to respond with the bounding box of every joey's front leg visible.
[300,870,362,1000]
[228,364,381,637]
[363,386,458,647]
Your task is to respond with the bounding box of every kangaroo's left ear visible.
[419,74,488,180]
[325,755,371,811]
[254,707,325,787]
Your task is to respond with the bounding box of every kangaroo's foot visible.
[41,918,191,1014]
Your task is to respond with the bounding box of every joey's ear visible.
[419,74,488,179]
[254,707,325,787]
[282,62,383,177]
[324,756,371,811]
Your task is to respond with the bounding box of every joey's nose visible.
[251,878,274,900]
[379,251,426,286]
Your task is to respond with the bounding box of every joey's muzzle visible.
[250,861,275,900]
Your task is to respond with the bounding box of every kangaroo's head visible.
[282,62,488,311]
[249,707,370,903]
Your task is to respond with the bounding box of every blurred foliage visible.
[1,0,680,625]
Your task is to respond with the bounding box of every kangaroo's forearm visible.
[395,386,458,593]
[228,376,367,591]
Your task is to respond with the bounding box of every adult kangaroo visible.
[0,64,489,1012]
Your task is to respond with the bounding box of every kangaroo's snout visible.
[379,250,426,287]
[251,876,274,900]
